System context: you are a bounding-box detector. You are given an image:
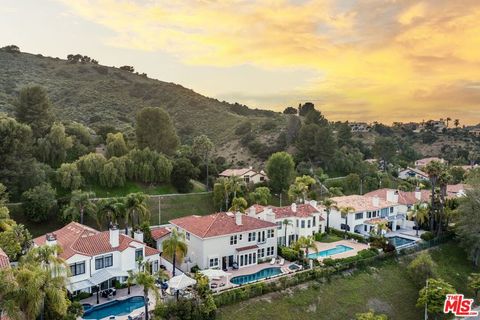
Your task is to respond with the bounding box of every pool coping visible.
[312,239,370,261]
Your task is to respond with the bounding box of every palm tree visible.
[124,192,149,235]
[296,236,318,264]
[445,117,451,128]
[97,197,125,230]
[424,161,444,232]
[228,175,244,199]
[408,202,429,236]
[162,228,188,276]
[322,198,337,233]
[63,190,96,225]
[282,219,293,246]
[454,119,460,129]
[133,262,159,320]
[229,197,248,212]
[126,270,135,295]
[339,206,355,238]
[437,170,451,236]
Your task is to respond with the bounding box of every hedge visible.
[329,228,368,243]
[277,246,300,262]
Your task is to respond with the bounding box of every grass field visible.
[316,233,344,243]
[217,242,476,320]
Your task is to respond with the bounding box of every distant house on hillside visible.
[95,144,107,157]
[398,167,429,181]
[469,128,480,137]
[414,157,446,168]
[0,247,10,269]
[348,122,371,133]
[446,184,470,198]
[219,167,268,184]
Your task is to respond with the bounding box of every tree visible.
[63,190,96,225]
[133,262,159,320]
[407,252,437,286]
[96,197,125,229]
[136,107,179,155]
[22,183,56,223]
[314,126,337,168]
[57,163,83,190]
[298,102,315,116]
[162,228,188,276]
[449,166,466,184]
[119,65,135,72]
[372,137,396,170]
[322,198,338,233]
[125,148,172,184]
[339,206,355,237]
[285,115,301,145]
[266,152,295,193]
[192,135,214,190]
[213,181,226,211]
[468,273,480,302]
[356,310,388,320]
[454,119,460,128]
[229,197,248,212]
[295,236,317,263]
[288,175,316,203]
[0,207,15,232]
[0,230,22,260]
[105,132,128,158]
[100,157,127,188]
[337,123,352,147]
[171,157,198,193]
[36,122,73,168]
[76,153,106,183]
[416,278,456,318]
[457,188,480,267]
[283,107,297,114]
[424,161,446,233]
[1,44,20,53]
[14,86,54,138]
[248,186,271,205]
[282,219,293,246]
[124,193,149,234]
[407,202,429,236]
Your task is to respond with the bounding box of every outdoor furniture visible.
[279,258,285,266]
[270,258,275,265]
[232,262,239,270]
[210,283,218,289]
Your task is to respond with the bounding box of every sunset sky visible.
[1,0,479,124]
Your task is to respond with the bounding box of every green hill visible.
[0,50,285,164]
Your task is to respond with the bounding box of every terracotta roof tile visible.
[330,195,396,212]
[268,204,324,219]
[145,246,160,256]
[365,189,431,205]
[0,247,10,269]
[170,212,276,239]
[151,227,171,241]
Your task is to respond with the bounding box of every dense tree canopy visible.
[37,122,73,168]
[171,157,198,193]
[106,132,128,158]
[136,107,179,155]
[266,152,295,193]
[14,86,54,138]
[21,183,56,223]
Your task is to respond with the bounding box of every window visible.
[239,234,243,240]
[135,249,143,261]
[266,246,274,256]
[260,176,265,181]
[244,176,250,183]
[257,231,265,243]
[276,221,282,230]
[258,248,265,258]
[307,220,311,228]
[267,229,274,238]
[373,211,377,218]
[248,232,256,242]
[96,254,113,270]
[186,232,190,240]
[364,225,368,232]
[95,257,104,270]
[296,220,299,227]
[312,216,316,227]
[104,254,113,268]
[390,207,394,213]
[355,212,363,220]
[367,211,372,218]
[301,220,305,228]
[69,262,85,276]
[230,235,237,245]
[209,257,219,268]
[153,261,159,273]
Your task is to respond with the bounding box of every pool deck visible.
[313,239,369,261]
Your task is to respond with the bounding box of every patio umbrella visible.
[168,273,197,290]
[199,269,231,279]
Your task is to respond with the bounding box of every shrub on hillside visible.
[421,231,435,241]
[278,246,300,262]
[407,252,437,286]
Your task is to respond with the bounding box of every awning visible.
[200,269,231,279]
[168,273,196,290]
[364,218,388,225]
[90,268,129,286]
[67,279,95,292]
[236,245,258,252]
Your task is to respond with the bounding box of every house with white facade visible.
[326,195,402,236]
[246,201,325,246]
[219,167,268,184]
[348,122,371,133]
[398,167,429,181]
[365,189,430,220]
[170,212,277,271]
[33,222,160,295]
[151,226,171,252]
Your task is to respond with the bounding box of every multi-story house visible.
[246,201,325,246]
[326,195,402,236]
[33,222,160,295]
[170,212,277,271]
[365,188,430,218]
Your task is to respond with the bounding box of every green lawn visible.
[217,242,476,320]
[83,181,206,198]
[316,234,343,243]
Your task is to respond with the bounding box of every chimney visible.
[45,233,57,246]
[309,200,317,208]
[235,212,243,225]
[415,189,422,201]
[134,230,144,243]
[248,206,256,217]
[372,196,380,207]
[266,210,275,223]
[109,224,119,248]
[386,190,395,202]
[291,203,297,212]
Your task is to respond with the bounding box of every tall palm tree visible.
[124,193,149,235]
[437,170,451,236]
[295,236,318,263]
[408,202,429,236]
[339,206,355,238]
[63,190,96,225]
[445,117,451,128]
[162,228,188,276]
[97,197,125,230]
[229,197,248,213]
[228,175,244,199]
[322,198,337,233]
[282,219,293,246]
[133,261,159,320]
[424,161,444,232]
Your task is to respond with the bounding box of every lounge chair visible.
[279,258,285,266]
[270,258,276,265]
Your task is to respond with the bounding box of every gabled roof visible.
[219,168,253,177]
[151,226,171,241]
[145,246,160,256]
[415,157,446,166]
[330,195,395,212]
[0,247,10,269]
[269,204,324,219]
[33,222,153,260]
[365,188,431,205]
[170,212,276,239]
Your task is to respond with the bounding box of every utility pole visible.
[158,197,161,225]
[424,278,428,320]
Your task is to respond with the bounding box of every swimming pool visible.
[308,245,353,259]
[82,296,144,319]
[230,267,282,285]
[388,236,415,247]
[288,263,300,271]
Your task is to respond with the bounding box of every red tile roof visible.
[330,195,396,212]
[145,246,160,256]
[33,222,156,260]
[446,184,470,195]
[248,204,266,214]
[0,247,10,269]
[365,189,431,205]
[219,168,253,177]
[269,204,324,219]
[151,227,171,241]
[170,212,276,239]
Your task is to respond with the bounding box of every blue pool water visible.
[83,296,145,319]
[389,236,414,247]
[230,267,282,285]
[288,263,300,271]
[308,245,354,259]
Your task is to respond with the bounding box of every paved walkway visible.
[313,239,369,261]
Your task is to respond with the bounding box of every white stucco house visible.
[326,195,402,236]
[170,212,277,271]
[151,226,171,252]
[398,167,429,181]
[219,167,268,184]
[246,201,325,247]
[33,222,160,295]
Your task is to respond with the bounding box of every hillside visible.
[0,50,285,165]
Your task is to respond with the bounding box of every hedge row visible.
[328,228,368,243]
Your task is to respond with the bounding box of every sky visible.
[1,0,479,125]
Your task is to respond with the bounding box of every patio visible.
[313,239,369,261]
